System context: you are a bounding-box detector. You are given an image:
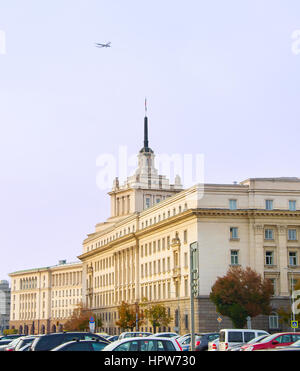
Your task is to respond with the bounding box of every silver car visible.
[102,336,182,351]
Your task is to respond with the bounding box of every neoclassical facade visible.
[78,114,300,334]
[9,260,82,334]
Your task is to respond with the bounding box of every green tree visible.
[210,266,273,328]
[142,299,172,333]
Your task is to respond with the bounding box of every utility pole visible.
[190,242,199,351]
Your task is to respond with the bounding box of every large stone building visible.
[9,260,82,334]
[8,112,300,335]
[0,280,11,333]
[78,113,300,335]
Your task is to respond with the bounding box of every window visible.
[288,229,297,241]
[289,251,297,266]
[145,197,151,209]
[265,251,274,265]
[230,227,239,240]
[265,200,273,210]
[229,199,237,210]
[264,229,274,240]
[230,250,239,265]
[289,200,296,211]
[228,332,243,343]
[184,230,188,244]
[269,313,279,329]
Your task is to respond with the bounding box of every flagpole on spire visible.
[144,97,149,150]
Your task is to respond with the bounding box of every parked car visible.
[118,332,152,339]
[107,335,119,342]
[262,339,300,351]
[208,338,219,351]
[0,334,24,340]
[51,339,108,351]
[152,332,178,338]
[6,335,38,351]
[193,333,219,351]
[219,329,269,351]
[241,332,300,351]
[227,334,269,351]
[103,336,183,351]
[30,332,110,351]
[176,333,203,351]
[0,338,20,351]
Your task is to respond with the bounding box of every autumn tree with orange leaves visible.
[210,266,273,328]
[63,302,101,332]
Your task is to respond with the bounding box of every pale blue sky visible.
[0,0,300,281]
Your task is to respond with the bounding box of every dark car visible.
[51,339,108,351]
[192,333,219,351]
[30,332,110,351]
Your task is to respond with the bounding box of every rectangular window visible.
[230,227,239,240]
[265,229,274,240]
[289,252,297,266]
[231,250,239,265]
[265,251,274,265]
[288,229,297,241]
[229,199,237,210]
[265,200,273,210]
[145,197,151,209]
[289,200,296,211]
[184,230,188,244]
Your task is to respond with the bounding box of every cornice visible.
[78,208,300,262]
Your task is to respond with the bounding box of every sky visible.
[0,0,300,282]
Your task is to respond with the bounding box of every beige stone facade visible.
[78,116,300,334]
[9,260,82,334]
[8,114,300,335]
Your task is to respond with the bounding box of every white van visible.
[219,329,269,351]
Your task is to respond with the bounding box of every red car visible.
[241,332,300,351]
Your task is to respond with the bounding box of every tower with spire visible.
[107,103,183,221]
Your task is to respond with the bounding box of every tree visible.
[116,301,145,331]
[210,266,273,328]
[63,302,96,332]
[142,299,172,333]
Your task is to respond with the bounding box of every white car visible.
[208,338,219,351]
[118,331,152,340]
[102,336,183,351]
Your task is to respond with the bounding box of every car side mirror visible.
[272,340,279,345]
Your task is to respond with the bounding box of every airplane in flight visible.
[95,42,111,48]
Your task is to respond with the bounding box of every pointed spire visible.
[140,98,153,154]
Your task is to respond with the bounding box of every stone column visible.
[253,224,264,276]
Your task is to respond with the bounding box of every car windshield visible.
[257,334,278,344]
[247,335,268,345]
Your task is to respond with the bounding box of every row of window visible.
[230,249,299,267]
[141,231,188,258]
[230,227,299,241]
[229,199,297,211]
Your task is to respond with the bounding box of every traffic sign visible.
[291,320,298,329]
